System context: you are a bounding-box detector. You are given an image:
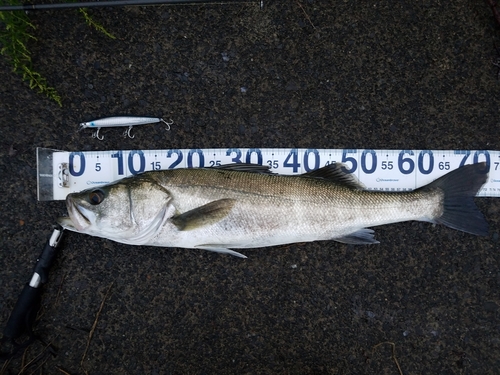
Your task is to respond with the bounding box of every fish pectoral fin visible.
[171,198,236,231]
[196,245,248,258]
[334,229,380,245]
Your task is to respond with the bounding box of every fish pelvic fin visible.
[423,162,488,236]
[171,198,236,231]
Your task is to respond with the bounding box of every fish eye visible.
[89,190,105,205]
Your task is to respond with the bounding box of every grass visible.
[78,7,116,40]
[0,0,115,107]
[0,0,62,105]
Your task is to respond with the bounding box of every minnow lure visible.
[79,116,172,140]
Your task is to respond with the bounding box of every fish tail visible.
[424,162,488,236]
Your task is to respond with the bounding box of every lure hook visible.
[161,118,173,131]
[123,126,135,139]
[92,128,104,141]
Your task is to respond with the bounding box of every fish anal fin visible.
[172,198,236,231]
[334,229,379,245]
[197,245,248,258]
[303,163,365,189]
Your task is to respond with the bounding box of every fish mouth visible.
[57,195,91,232]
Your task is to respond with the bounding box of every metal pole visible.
[0,0,262,12]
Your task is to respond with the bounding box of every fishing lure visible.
[79,116,172,140]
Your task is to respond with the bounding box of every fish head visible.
[58,175,173,244]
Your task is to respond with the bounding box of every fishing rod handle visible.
[3,285,42,339]
[2,227,64,340]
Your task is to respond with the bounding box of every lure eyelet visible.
[89,190,105,205]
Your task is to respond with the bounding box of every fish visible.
[57,162,489,258]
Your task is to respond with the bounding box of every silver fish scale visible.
[146,168,443,248]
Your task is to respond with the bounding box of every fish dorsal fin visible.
[302,163,365,189]
[172,198,236,231]
[212,163,273,174]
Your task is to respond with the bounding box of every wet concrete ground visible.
[1,0,500,373]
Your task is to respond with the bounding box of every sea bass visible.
[57,162,489,258]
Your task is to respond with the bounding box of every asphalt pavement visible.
[1,1,499,373]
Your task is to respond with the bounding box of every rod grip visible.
[2,227,63,340]
[3,285,42,339]
[33,241,59,284]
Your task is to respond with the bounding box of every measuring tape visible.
[37,147,500,201]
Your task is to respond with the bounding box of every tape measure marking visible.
[36,148,500,201]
